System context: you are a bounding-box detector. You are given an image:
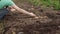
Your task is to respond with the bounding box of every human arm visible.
[9,4,38,18]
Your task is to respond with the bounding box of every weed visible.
[28,0,60,10]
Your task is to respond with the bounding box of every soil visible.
[0,0,60,34]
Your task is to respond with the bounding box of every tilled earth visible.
[0,0,60,34]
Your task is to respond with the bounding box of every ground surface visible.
[0,0,60,34]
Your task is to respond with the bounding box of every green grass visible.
[28,0,60,10]
[28,0,41,6]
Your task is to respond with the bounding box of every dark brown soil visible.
[0,0,60,34]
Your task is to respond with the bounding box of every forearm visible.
[16,7,31,15]
[12,5,31,15]
[11,4,37,17]
[17,8,38,18]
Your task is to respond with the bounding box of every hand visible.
[29,13,39,18]
[29,13,36,16]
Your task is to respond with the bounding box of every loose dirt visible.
[0,0,60,34]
